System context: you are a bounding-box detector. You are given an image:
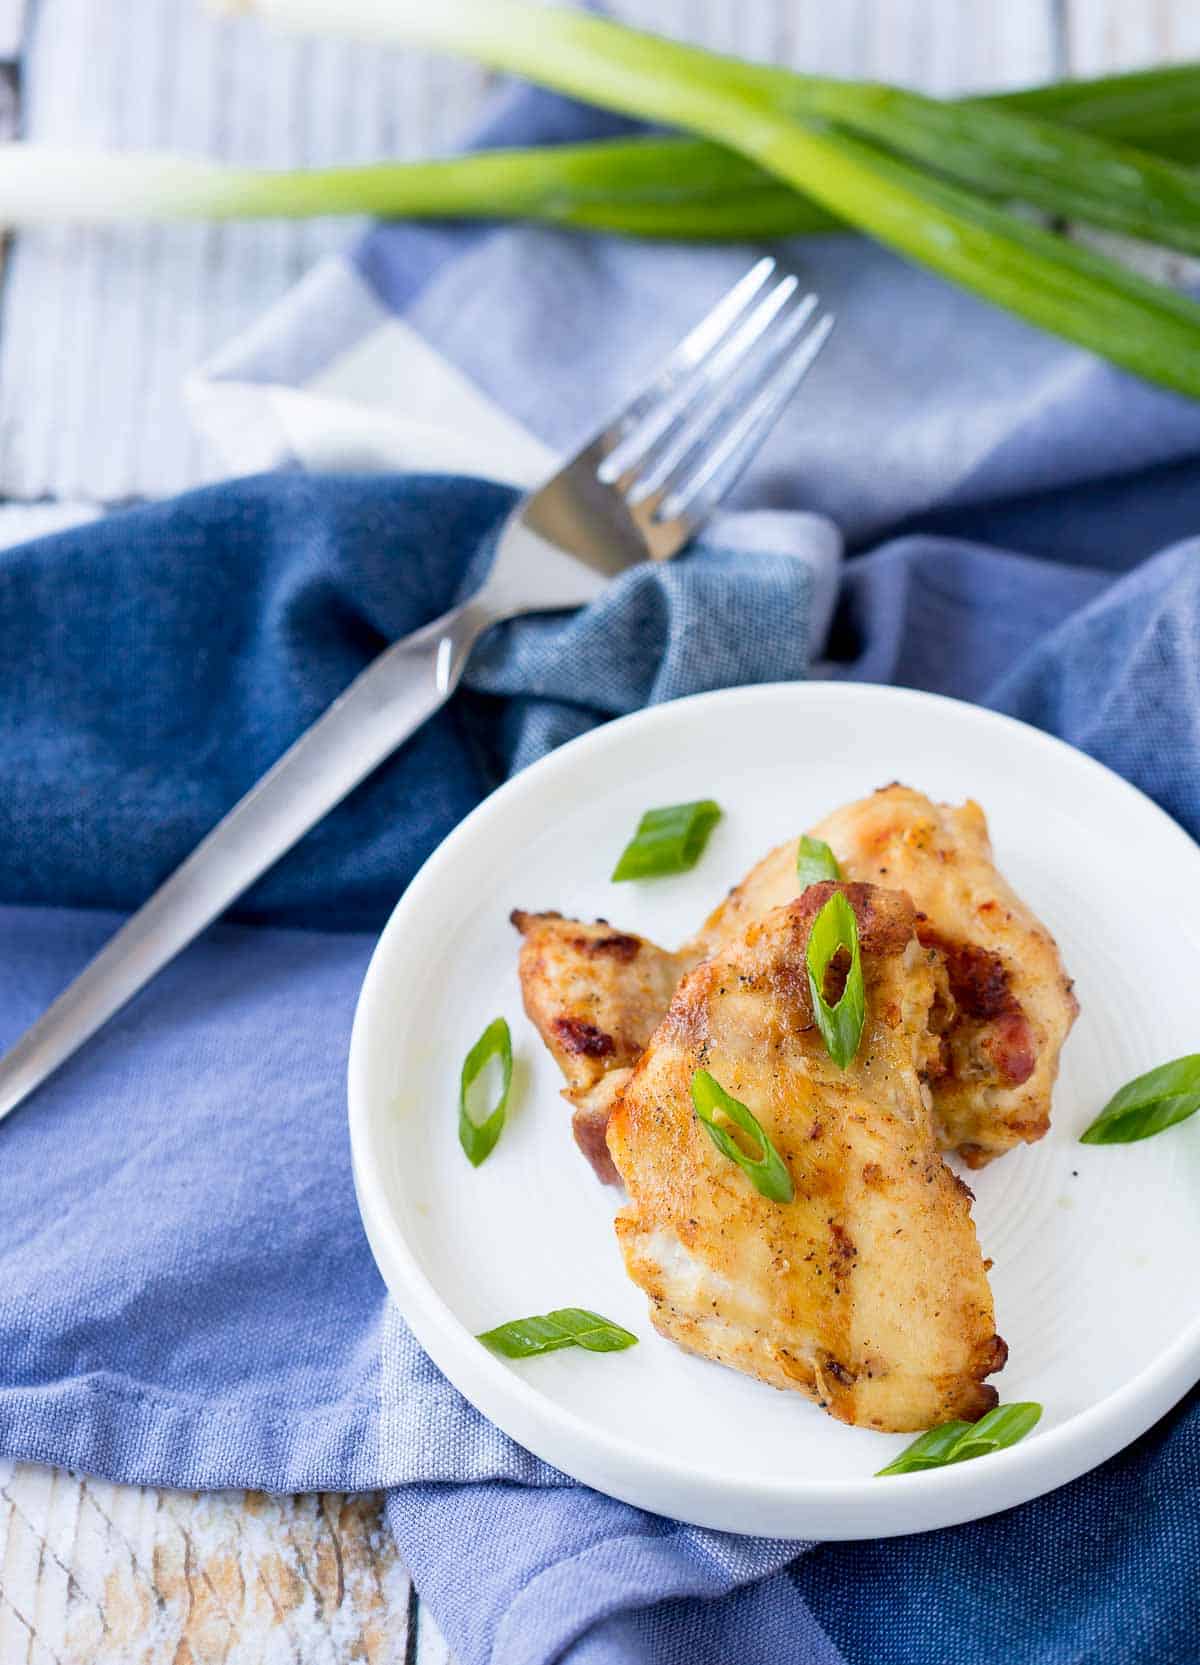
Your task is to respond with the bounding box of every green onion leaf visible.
[797,835,841,888]
[874,1421,974,1476]
[876,1403,1042,1476]
[284,0,1200,401]
[611,799,721,882]
[1080,1054,1200,1145]
[458,1016,512,1167]
[690,1070,794,1203]
[797,78,1200,260]
[806,891,865,1070]
[477,1306,638,1358]
[997,63,1200,163]
[946,1402,1043,1462]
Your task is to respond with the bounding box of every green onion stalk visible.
[200,0,1200,399]
[0,137,825,236]
[8,61,1200,241]
[7,59,1200,240]
[9,61,1200,237]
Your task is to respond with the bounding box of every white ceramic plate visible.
[348,683,1200,1538]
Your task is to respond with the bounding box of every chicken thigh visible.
[813,787,1078,1165]
[695,786,1078,1167]
[515,786,1076,1176]
[511,909,693,1182]
[607,882,1006,1431]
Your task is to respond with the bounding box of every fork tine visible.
[595,257,780,484]
[600,274,802,491]
[649,255,778,380]
[655,311,835,528]
[623,286,817,507]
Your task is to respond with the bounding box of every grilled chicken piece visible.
[814,788,1078,1166]
[695,785,1078,1168]
[510,910,693,1182]
[608,883,1005,1431]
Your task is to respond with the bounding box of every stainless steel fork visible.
[0,256,833,1121]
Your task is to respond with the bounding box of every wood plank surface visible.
[0,1,1185,1660]
[0,1458,422,1664]
[1064,0,1200,71]
[1063,0,1200,286]
[0,0,24,62]
[0,0,492,502]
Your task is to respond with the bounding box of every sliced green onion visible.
[1080,1054,1200,1145]
[477,1306,637,1358]
[876,1403,1042,1476]
[690,1069,794,1203]
[806,891,865,1070]
[458,1016,512,1167]
[946,1401,1043,1462]
[797,835,841,888]
[874,1421,974,1476]
[611,799,721,882]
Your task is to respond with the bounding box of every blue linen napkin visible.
[4,86,1200,1665]
[3,481,1198,1665]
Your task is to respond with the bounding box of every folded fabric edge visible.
[384,1482,829,1665]
[187,255,559,487]
[0,1383,583,1496]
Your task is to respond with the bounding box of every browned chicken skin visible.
[514,787,1077,1173]
[510,910,692,1182]
[696,786,1079,1166]
[607,885,1006,1431]
[510,789,1072,1428]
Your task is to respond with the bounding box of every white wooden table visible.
[0,0,1192,1658]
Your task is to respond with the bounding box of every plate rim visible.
[348,680,1200,1537]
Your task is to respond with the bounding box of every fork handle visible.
[0,598,490,1122]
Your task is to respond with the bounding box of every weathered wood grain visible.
[0,0,493,502]
[0,45,17,357]
[0,1459,415,1664]
[0,0,25,62]
[1064,0,1200,72]
[1064,0,1200,286]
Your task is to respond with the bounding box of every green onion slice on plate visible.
[611,799,721,881]
[806,890,865,1069]
[458,1016,512,1167]
[1080,1054,1200,1144]
[796,834,841,887]
[876,1402,1042,1476]
[478,1307,638,1358]
[690,1069,794,1203]
[946,1402,1043,1462]
[874,1421,974,1476]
